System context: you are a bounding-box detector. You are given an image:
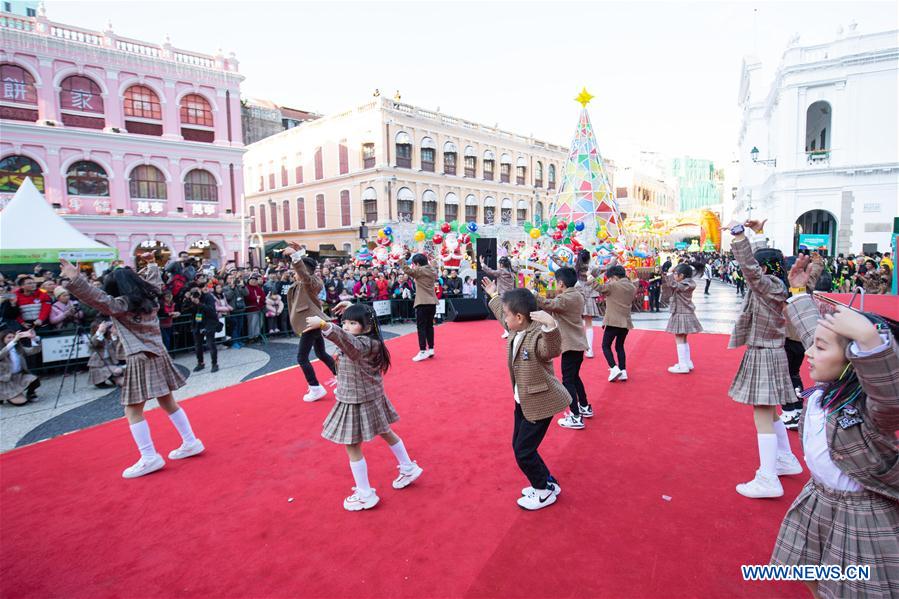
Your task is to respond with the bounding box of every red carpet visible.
[1,322,810,598]
[821,293,898,320]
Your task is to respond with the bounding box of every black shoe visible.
[193,363,205,372]
[210,364,219,373]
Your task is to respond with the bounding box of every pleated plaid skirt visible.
[728,346,792,405]
[666,312,703,335]
[576,281,601,317]
[322,397,399,445]
[120,352,186,406]
[88,363,119,386]
[771,478,899,599]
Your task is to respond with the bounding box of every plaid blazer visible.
[488,296,571,422]
[287,254,328,335]
[481,264,517,295]
[595,278,636,329]
[787,294,899,500]
[728,236,788,349]
[402,264,437,307]
[321,324,388,405]
[785,260,823,341]
[665,275,697,315]
[66,265,167,357]
[535,287,588,353]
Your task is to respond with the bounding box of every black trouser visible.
[601,326,629,369]
[297,328,337,386]
[784,339,806,411]
[194,327,217,365]
[649,288,661,312]
[512,403,552,490]
[415,304,436,351]
[736,279,745,296]
[561,350,587,413]
[704,279,712,294]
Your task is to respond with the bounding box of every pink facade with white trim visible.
[0,7,246,266]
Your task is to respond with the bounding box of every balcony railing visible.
[806,150,831,165]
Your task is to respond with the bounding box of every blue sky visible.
[45,1,898,163]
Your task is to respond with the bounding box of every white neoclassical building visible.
[734,25,898,256]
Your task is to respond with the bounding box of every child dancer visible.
[88,319,124,388]
[305,303,423,512]
[665,263,703,374]
[483,278,570,510]
[534,267,591,429]
[402,254,438,362]
[769,254,899,598]
[725,220,802,498]
[60,257,203,479]
[594,265,636,382]
[282,243,337,402]
[574,250,602,358]
[480,256,516,338]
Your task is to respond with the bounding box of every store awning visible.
[264,240,288,254]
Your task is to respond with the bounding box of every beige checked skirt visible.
[771,478,899,599]
[666,312,703,335]
[576,281,601,317]
[728,346,793,405]
[89,362,121,386]
[120,352,186,406]
[322,397,399,445]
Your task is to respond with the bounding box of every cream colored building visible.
[243,96,568,255]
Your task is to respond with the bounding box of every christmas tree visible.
[548,89,622,241]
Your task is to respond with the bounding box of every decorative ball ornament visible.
[467,221,478,233]
[377,229,386,238]
[414,231,425,242]
[557,221,568,231]
[383,226,393,236]
[432,233,444,245]
[552,231,563,241]
[441,222,452,234]
[529,228,541,239]
[459,233,471,244]
[574,221,585,232]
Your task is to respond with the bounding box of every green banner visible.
[0,248,118,265]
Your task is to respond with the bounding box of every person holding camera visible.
[188,289,220,373]
[0,328,42,405]
[88,319,125,388]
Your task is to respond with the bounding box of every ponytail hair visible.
[102,267,160,314]
[342,303,392,374]
[674,263,693,278]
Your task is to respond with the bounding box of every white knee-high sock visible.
[585,327,594,352]
[685,343,693,365]
[349,458,372,493]
[773,420,792,455]
[389,438,413,468]
[757,433,778,478]
[129,420,157,459]
[168,408,197,444]
[676,343,688,366]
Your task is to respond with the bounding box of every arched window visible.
[0,64,38,115]
[500,154,512,183]
[548,164,556,189]
[483,150,495,180]
[249,205,256,234]
[395,132,412,168]
[443,141,458,175]
[0,155,43,192]
[362,143,376,168]
[259,202,267,232]
[422,189,437,222]
[129,165,167,199]
[123,85,162,120]
[60,75,104,113]
[339,141,349,175]
[362,187,378,224]
[444,192,459,222]
[463,146,477,178]
[805,101,832,161]
[397,187,414,222]
[180,93,213,126]
[535,161,544,187]
[296,197,306,229]
[516,199,528,224]
[483,196,496,225]
[501,198,513,225]
[465,194,478,222]
[281,162,288,187]
[282,199,291,231]
[534,201,544,224]
[516,157,527,185]
[183,169,217,202]
[420,137,436,172]
[66,161,109,196]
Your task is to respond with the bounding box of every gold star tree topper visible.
[575,88,594,107]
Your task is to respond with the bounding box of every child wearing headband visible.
[305,302,423,511]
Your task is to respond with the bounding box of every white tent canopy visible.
[0,177,118,264]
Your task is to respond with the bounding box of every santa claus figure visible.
[439,232,464,270]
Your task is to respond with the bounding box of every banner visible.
[372,300,392,317]
[41,333,91,363]
[436,299,446,315]
[215,316,227,339]
[798,234,830,249]
[0,247,118,264]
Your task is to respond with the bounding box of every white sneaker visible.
[517,483,559,510]
[776,452,803,476]
[501,331,510,339]
[688,361,695,371]
[618,370,628,381]
[427,349,434,358]
[522,481,562,497]
[608,365,622,382]
[168,439,205,460]
[557,412,585,429]
[585,349,594,358]
[412,351,428,362]
[122,453,165,479]
[343,487,380,511]
[736,470,784,498]
[392,462,423,489]
[303,385,327,402]
[579,404,594,418]
[667,364,690,374]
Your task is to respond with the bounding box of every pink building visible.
[0,6,246,266]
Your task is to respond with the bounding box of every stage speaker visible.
[445,298,489,322]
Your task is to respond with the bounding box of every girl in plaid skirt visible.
[60,256,204,479]
[664,263,703,374]
[305,303,423,512]
[769,255,899,599]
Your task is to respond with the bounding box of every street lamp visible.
[750,146,776,167]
